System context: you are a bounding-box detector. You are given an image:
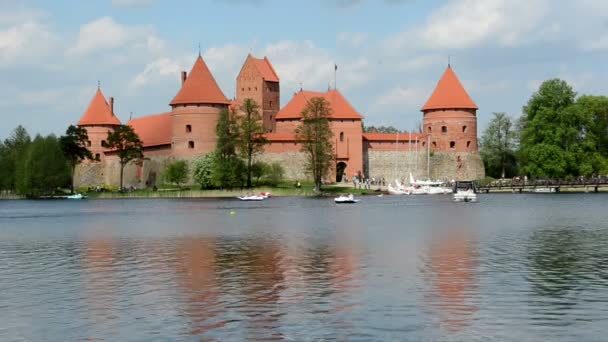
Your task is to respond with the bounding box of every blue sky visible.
[1,0,607,139]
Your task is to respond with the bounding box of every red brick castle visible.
[75,54,484,187]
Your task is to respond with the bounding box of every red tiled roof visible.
[254,56,279,82]
[170,56,230,106]
[77,89,121,126]
[264,132,297,142]
[275,89,364,120]
[128,112,172,147]
[421,66,478,111]
[363,133,426,141]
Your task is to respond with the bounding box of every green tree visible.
[295,97,334,192]
[214,108,245,188]
[519,79,584,178]
[238,99,267,187]
[577,95,608,161]
[59,125,94,194]
[193,153,216,189]
[164,160,189,187]
[0,125,31,191]
[364,125,400,133]
[18,135,70,197]
[480,112,518,178]
[102,125,144,190]
[266,162,285,186]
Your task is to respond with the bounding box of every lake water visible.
[1,194,608,341]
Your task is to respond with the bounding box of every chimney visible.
[181,71,187,85]
[110,97,114,115]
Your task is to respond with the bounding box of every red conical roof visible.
[77,89,121,126]
[421,66,478,111]
[170,55,230,106]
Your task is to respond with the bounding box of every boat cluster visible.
[387,173,452,195]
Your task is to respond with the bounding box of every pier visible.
[477,177,608,193]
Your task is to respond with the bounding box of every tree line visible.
[480,79,608,179]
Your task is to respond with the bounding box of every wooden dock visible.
[477,177,608,193]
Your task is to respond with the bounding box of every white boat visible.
[66,193,87,200]
[409,173,451,194]
[238,195,265,201]
[388,183,411,195]
[452,181,478,202]
[334,194,359,204]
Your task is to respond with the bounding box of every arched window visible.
[188,141,194,149]
[432,141,437,148]
[340,132,344,142]
[101,140,106,146]
[462,125,468,133]
[467,141,471,148]
[422,141,426,147]
[186,124,192,133]
[441,126,447,133]
[95,153,100,160]
[427,126,432,133]
[450,141,456,148]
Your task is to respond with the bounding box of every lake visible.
[1,194,608,341]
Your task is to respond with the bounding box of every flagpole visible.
[334,63,337,90]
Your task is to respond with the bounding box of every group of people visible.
[349,172,386,190]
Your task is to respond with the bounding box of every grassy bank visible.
[86,182,382,199]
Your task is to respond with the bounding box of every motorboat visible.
[66,193,87,200]
[452,181,478,202]
[238,194,266,201]
[334,194,359,204]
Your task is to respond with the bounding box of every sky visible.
[1,0,607,139]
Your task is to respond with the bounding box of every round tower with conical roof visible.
[421,65,478,153]
[170,55,231,156]
[77,87,122,161]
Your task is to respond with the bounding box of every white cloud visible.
[0,20,57,67]
[372,85,429,110]
[67,17,160,57]
[387,0,549,51]
[111,0,155,8]
[129,57,187,91]
[337,32,368,48]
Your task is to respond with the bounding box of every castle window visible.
[340,132,344,142]
[248,87,251,91]
[428,126,432,133]
[242,88,244,92]
[87,140,91,147]
[432,141,437,148]
[101,140,106,146]
[188,141,194,149]
[422,141,426,147]
[441,126,447,133]
[95,153,100,160]
[255,87,258,91]
[186,124,192,133]
[467,141,471,148]
[462,126,468,133]
[269,100,273,107]
[450,141,456,148]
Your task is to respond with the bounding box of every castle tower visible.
[77,88,121,161]
[421,66,478,152]
[170,55,230,156]
[236,54,280,132]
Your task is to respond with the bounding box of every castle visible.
[74,54,484,188]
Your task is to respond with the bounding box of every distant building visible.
[75,54,484,188]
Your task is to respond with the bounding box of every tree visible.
[59,125,94,194]
[480,112,518,178]
[193,153,216,189]
[214,108,245,188]
[102,125,143,190]
[577,95,608,159]
[363,125,400,133]
[519,79,608,177]
[0,125,31,191]
[238,99,267,187]
[164,160,189,187]
[18,135,70,197]
[295,97,334,192]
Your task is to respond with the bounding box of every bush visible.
[193,153,215,189]
[164,160,189,186]
[266,162,284,186]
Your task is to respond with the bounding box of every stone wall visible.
[256,152,311,181]
[366,150,485,182]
